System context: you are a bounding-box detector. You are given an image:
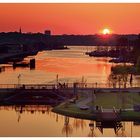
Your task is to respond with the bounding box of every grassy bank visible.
[121,111,140,121]
[52,102,96,120]
[53,92,140,121]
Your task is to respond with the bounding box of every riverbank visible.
[52,91,140,121]
[0,43,68,65]
[0,51,38,64]
[87,49,133,64]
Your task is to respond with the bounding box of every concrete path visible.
[102,108,134,112]
[76,93,95,107]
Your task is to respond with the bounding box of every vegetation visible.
[131,34,140,64]
[121,111,140,121]
[109,65,138,88]
[111,65,135,74]
[136,56,140,74]
[89,92,140,109]
[53,92,140,121]
[53,102,96,120]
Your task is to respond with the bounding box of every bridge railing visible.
[19,84,56,90]
[0,84,56,90]
[65,82,140,89]
[0,82,139,89]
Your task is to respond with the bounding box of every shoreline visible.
[52,91,140,122]
[52,103,140,121]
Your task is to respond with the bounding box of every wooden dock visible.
[95,107,122,134]
[96,121,123,134]
[96,107,121,121]
[97,112,120,121]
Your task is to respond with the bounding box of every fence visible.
[64,82,140,89]
[0,84,56,89]
[0,82,140,90]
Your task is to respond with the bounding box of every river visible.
[0,105,139,137]
[0,46,112,84]
[0,46,140,137]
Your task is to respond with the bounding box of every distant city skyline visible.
[0,3,140,34]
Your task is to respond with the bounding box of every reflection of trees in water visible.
[13,105,52,122]
[88,121,96,137]
[73,119,86,130]
[56,114,58,122]
[14,105,51,114]
[55,114,63,122]
[62,116,73,137]
[116,122,126,137]
[17,106,22,123]
[56,114,64,122]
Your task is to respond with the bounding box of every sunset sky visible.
[0,3,140,34]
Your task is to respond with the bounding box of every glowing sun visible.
[102,28,110,35]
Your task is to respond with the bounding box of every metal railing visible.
[65,82,140,89]
[0,84,56,89]
[0,82,140,89]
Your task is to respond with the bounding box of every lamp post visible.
[17,74,21,87]
[56,74,59,89]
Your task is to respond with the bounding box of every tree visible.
[136,56,140,74]
[109,65,132,88]
[131,34,140,64]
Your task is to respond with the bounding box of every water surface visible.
[0,46,112,84]
[0,105,139,137]
[0,46,139,137]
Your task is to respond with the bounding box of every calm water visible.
[0,46,140,137]
[0,46,112,84]
[0,105,139,137]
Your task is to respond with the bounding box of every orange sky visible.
[0,3,140,34]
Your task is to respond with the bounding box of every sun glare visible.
[102,28,110,35]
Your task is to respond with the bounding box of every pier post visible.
[30,59,35,69]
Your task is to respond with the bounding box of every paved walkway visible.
[76,93,95,107]
[103,108,134,112]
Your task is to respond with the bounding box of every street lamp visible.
[18,74,21,87]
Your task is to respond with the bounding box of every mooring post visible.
[30,59,35,69]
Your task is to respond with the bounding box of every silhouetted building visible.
[19,27,22,34]
[44,30,51,36]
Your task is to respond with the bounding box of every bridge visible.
[0,82,140,105]
[0,82,140,93]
